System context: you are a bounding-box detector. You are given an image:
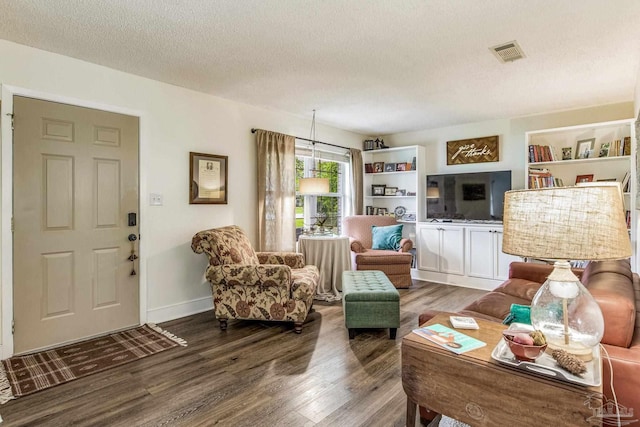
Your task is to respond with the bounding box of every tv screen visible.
[426,170,512,221]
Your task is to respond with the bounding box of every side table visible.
[298,235,351,302]
[402,313,602,426]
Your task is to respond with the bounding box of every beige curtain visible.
[256,130,297,252]
[350,148,364,215]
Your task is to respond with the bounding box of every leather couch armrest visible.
[508,262,554,283]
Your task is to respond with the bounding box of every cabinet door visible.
[495,230,521,280]
[440,226,465,275]
[466,227,495,279]
[417,225,440,272]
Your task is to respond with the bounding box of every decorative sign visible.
[446,135,499,165]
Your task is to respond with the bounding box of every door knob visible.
[128,234,137,242]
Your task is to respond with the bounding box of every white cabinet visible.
[417,223,464,275]
[466,226,519,281]
[413,222,519,290]
[363,146,426,234]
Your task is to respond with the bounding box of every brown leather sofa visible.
[419,260,640,425]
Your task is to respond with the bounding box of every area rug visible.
[0,323,186,403]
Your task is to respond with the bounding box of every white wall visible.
[385,103,634,190]
[0,40,365,329]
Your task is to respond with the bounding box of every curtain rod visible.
[251,128,351,151]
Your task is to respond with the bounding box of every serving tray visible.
[490,323,601,387]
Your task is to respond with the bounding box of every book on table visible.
[412,323,486,354]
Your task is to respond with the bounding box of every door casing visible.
[0,85,149,358]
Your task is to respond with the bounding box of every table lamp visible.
[502,184,631,360]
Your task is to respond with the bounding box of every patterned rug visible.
[0,323,186,403]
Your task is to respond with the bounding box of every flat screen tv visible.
[426,170,512,221]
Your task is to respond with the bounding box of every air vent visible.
[490,40,526,63]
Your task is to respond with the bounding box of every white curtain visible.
[256,130,297,252]
[350,148,364,215]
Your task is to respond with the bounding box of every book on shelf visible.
[622,171,631,192]
[412,323,486,354]
[528,169,563,188]
[449,316,479,330]
[528,145,559,163]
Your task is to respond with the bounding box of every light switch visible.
[150,193,163,206]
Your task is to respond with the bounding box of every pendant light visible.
[299,110,330,195]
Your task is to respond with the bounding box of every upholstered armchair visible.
[191,225,319,333]
[343,215,413,288]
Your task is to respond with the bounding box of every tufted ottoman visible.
[342,270,400,339]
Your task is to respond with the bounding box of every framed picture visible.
[376,207,388,215]
[575,174,594,184]
[365,163,374,173]
[372,184,386,196]
[598,142,610,158]
[396,163,406,172]
[575,138,595,159]
[366,205,374,215]
[384,163,396,172]
[373,162,384,173]
[189,152,228,204]
[446,135,499,165]
[384,186,398,196]
[561,147,572,160]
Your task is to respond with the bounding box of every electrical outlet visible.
[149,193,163,206]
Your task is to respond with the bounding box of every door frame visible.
[0,85,148,358]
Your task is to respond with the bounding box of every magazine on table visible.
[412,323,486,354]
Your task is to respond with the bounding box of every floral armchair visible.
[191,225,319,333]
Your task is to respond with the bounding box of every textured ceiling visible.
[1,0,640,135]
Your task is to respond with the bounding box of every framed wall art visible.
[189,152,228,204]
[446,135,499,165]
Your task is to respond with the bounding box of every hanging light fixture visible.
[299,110,330,195]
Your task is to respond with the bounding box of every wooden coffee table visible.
[402,313,602,426]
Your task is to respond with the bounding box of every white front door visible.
[12,96,140,354]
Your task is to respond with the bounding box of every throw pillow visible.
[371,224,403,251]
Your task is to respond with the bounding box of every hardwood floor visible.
[0,280,486,427]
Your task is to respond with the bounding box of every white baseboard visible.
[146,296,213,324]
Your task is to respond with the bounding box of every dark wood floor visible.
[0,280,486,427]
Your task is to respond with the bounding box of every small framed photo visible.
[372,184,386,196]
[366,205,374,215]
[365,163,373,173]
[384,163,396,172]
[189,152,228,204]
[575,174,594,184]
[575,138,595,159]
[396,163,406,172]
[376,207,388,215]
[373,162,384,173]
[561,147,572,160]
[384,186,398,196]
[598,142,611,158]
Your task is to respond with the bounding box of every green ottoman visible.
[342,270,400,339]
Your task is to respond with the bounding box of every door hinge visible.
[11,217,14,233]
[12,320,14,335]
[6,113,14,131]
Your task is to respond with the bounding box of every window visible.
[295,147,349,239]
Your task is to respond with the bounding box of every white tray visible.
[490,323,601,387]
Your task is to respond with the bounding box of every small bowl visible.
[502,332,547,362]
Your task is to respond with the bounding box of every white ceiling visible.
[2,0,640,135]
